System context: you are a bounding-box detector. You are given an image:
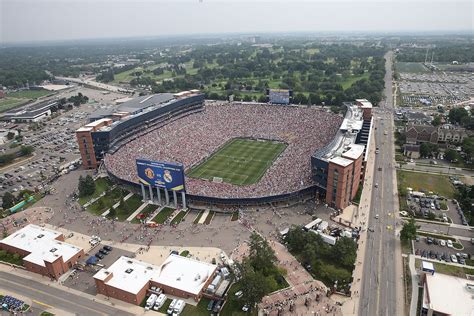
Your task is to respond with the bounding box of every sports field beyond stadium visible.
[188,138,287,186]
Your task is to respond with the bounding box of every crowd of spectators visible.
[104,102,342,199]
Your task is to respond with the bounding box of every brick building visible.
[94,254,217,305]
[0,225,84,280]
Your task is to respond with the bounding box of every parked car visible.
[103,245,113,251]
[95,252,104,260]
[440,240,446,247]
[447,240,453,248]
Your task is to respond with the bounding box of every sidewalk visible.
[0,263,145,315]
[341,121,377,315]
[408,254,419,316]
[126,201,150,222]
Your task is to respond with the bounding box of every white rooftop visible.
[356,99,373,108]
[0,224,82,267]
[342,144,365,160]
[421,261,434,271]
[94,256,160,295]
[423,273,474,316]
[329,156,353,167]
[152,254,217,295]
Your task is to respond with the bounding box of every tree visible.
[248,233,277,276]
[6,132,15,140]
[444,149,459,162]
[78,175,95,197]
[2,192,16,209]
[108,206,116,218]
[448,108,469,125]
[331,237,357,270]
[420,143,438,158]
[238,261,270,310]
[431,115,442,126]
[20,145,34,156]
[400,218,417,242]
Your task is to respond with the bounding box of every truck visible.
[145,294,158,310]
[172,300,185,316]
[153,294,166,310]
[167,299,177,315]
[304,218,322,231]
[310,230,337,246]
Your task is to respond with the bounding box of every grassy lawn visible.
[131,204,158,223]
[181,298,211,316]
[231,212,239,221]
[87,187,127,215]
[170,210,188,225]
[112,194,144,221]
[397,170,456,198]
[0,97,29,112]
[395,62,429,73]
[220,283,258,316]
[188,138,287,186]
[78,177,112,205]
[7,89,52,99]
[151,207,175,224]
[341,73,369,89]
[417,231,456,242]
[415,259,474,277]
[204,211,215,225]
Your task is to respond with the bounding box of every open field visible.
[0,98,29,112]
[112,194,143,221]
[397,170,456,198]
[78,177,112,205]
[87,187,128,215]
[7,89,52,99]
[188,138,287,186]
[341,73,369,89]
[395,62,429,73]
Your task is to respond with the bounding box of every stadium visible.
[77,91,372,207]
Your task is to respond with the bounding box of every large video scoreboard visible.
[136,159,185,192]
[268,89,292,105]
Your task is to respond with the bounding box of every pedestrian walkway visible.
[126,201,150,222]
[198,209,210,224]
[408,254,419,316]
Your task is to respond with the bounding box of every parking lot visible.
[0,86,125,205]
[414,236,473,265]
[62,242,135,295]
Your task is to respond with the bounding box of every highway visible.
[0,271,133,316]
[359,51,404,316]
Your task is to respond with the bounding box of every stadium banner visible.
[136,158,185,192]
[268,89,291,105]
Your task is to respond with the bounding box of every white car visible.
[242,304,249,312]
[235,291,243,298]
[447,240,453,248]
[439,240,446,247]
[451,255,458,263]
[375,214,379,219]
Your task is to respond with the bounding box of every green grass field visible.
[395,62,429,73]
[7,89,51,99]
[188,138,287,186]
[397,170,456,198]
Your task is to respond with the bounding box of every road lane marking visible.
[33,300,53,309]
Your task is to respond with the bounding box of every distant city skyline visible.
[1,0,472,44]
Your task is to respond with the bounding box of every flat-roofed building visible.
[421,272,474,316]
[0,224,84,279]
[151,254,217,301]
[94,254,217,305]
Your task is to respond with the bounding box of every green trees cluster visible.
[237,233,286,310]
[455,184,474,226]
[448,108,472,128]
[419,143,439,158]
[285,226,356,292]
[68,93,89,106]
[78,175,96,197]
[400,218,417,242]
[0,146,34,167]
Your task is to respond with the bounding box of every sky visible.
[0,0,472,44]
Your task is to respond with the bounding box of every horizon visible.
[1,0,472,45]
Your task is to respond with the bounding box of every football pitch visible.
[187,138,287,186]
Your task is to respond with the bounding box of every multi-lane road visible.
[359,51,404,316]
[0,271,133,316]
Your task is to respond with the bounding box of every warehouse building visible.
[0,225,84,279]
[94,254,217,305]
